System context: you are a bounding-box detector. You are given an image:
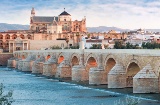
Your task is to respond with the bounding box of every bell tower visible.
[31,7,35,17]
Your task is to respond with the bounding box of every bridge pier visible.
[32,56,45,74]
[15,58,20,69]
[72,52,88,81]
[89,67,107,85]
[22,55,36,72]
[108,63,126,88]
[133,64,159,93]
[55,59,71,78]
[18,60,24,71]
[72,65,87,81]
[43,55,58,77]
[7,57,16,68]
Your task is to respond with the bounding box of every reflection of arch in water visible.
[126,62,140,87]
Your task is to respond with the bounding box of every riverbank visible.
[0,67,160,105]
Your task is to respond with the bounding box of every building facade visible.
[30,8,87,34]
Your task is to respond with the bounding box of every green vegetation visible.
[114,41,160,49]
[70,45,79,49]
[142,42,160,49]
[114,41,139,49]
[0,83,14,105]
[89,44,102,49]
[50,45,61,49]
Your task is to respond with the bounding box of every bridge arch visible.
[104,54,117,71]
[57,52,64,64]
[46,55,51,61]
[85,53,98,67]
[105,58,116,73]
[126,60,140,87]
[22,55,26,59]
[70,53,79,66]
[85,55,98,81]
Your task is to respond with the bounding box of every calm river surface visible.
[0,67,160,105]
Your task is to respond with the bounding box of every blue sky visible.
[0,0,160,29]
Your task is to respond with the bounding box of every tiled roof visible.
[32,16,58,23]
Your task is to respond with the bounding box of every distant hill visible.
[87,26,130,33]
[0,23,29,32]
[0,23,160,33]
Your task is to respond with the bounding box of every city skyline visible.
[0,0,160,29]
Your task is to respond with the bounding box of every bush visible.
[50,45,61,49]
[114,41,125,49]
[70,46,79,49]
[114,41,140,49]
[89,44,102,49]
[142,42,160,49]
[0,83,14,105]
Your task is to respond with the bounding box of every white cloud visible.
[0,0,160,29]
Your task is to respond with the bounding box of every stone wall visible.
[29,40,73,50]
[0,53,13,66]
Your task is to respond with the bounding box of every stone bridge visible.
[7,49,160,93]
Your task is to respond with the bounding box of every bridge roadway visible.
[7,49,160,93]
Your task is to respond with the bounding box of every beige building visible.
[30,8,87,34]
[0,8,87,52]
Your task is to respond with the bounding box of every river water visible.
[0,67,160,105]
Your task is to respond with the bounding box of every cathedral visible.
[0,8,87,53]
[30,8,87,34]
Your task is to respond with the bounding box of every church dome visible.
[59,8,71,16]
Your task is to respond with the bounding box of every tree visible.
[114,41,125,49]
[89,44,102,49]
[0,83,14,105]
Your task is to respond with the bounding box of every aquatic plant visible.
[114,95,141,105]
[0,83,14,105]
